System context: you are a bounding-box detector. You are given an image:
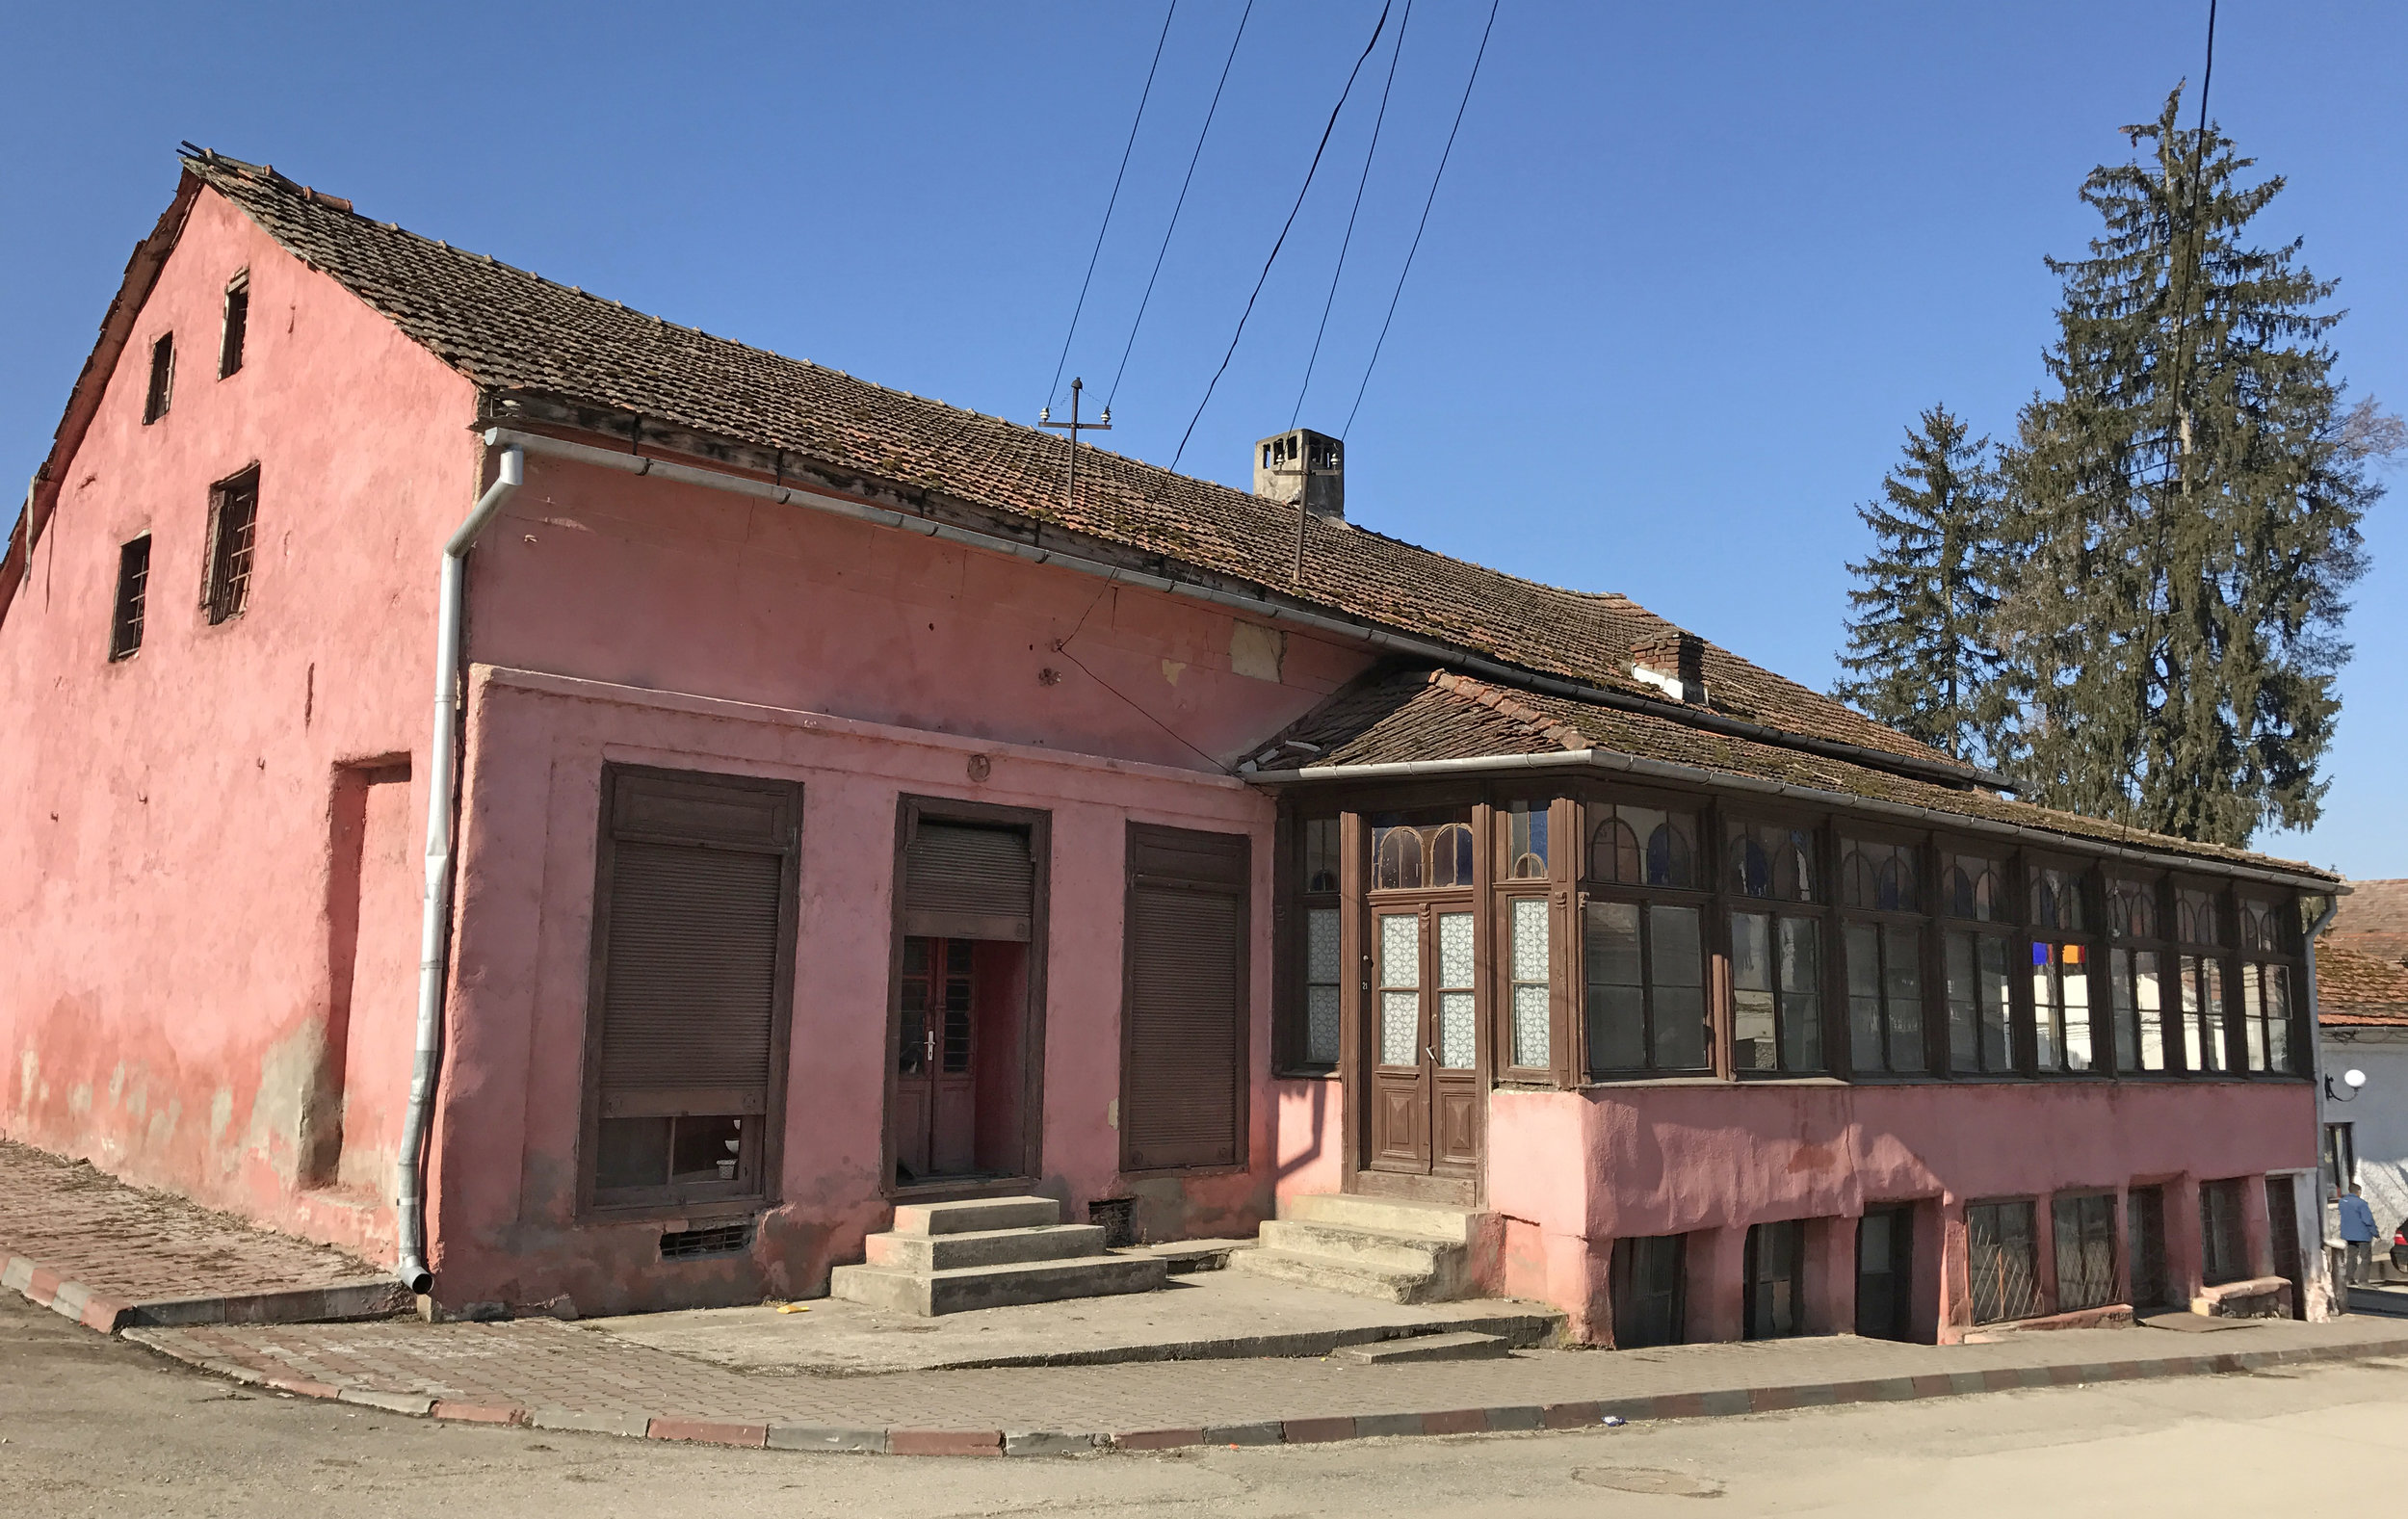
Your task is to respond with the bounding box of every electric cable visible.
[1340,0,1499,440]
[1106,0,1253,411]
[1045,2,1177,414]
[1291,0,1414,429]
[1170,1,1395,471]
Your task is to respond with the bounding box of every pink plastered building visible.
[0,151,2343,1339]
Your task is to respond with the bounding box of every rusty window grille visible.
[1967,1199,2040,1323]
[109,536,151,661]
[143,333,174,423]
[659,1219,752,1260]
[203,470,259,624]
[2199,1178,2248,1286]
[219,272,249,378]
[1610,1234,1686,1349]
[2052,1193,2117,1312]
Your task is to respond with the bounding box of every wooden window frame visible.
[1723,810,1832,1078]
[1575,786,1716,1081]
[2236,893,2304,1078]
[1610,1233,1688,1349]
[1938,843,2019,1078]
[2170,876,2237,1078]
[219,270,249,380]
[1272,807,1343,1076]
[1743,1218,1810,1339]
[2199,1176,2249,1286]
[882,795,1052,1199]
[143,331,173,424]
[1837,826,1932,1079]
[575,764,801,1222]
[108,534,151,663]
[1966,1196,2043,1324]
[1119,821,1251,1177]
[2105,872,2173,1077]
[1492,794,1570,1086]
[2051,1191,2118,1313]
[2024,852,2103,1078]
[200,465,260,626]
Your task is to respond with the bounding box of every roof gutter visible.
[398,441,523,1296]
[1247,747,2340,893]
[477,427,2003,795]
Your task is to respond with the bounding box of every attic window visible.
[204,468,259,624]
[219,272,249,378]
[143,334,174,424]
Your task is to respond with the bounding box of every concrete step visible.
[1335,1330,1511,1364]
[1258,1218,1457,1276]
[1279,1192,1479,1243]
[1135,1239,1254,1274]
[890,1195,1060,1236]
[866,1223,1107,1272]
[830,1253,1167,1316]
[1226,1243,1433,1304]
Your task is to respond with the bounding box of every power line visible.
[1340,0,1499,440]
[1045,2,1177,413]
[1107,0,1253,411]
[1171,1,1395,472]
[1292,0,1414,430]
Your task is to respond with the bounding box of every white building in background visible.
[2316,880,2408,1273]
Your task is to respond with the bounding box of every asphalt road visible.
[6,1290,2400,1517]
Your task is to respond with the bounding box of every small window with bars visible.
[203,469,260,624]
[2052,1192,2117,1312]
[1967,1199,2041,1323]
[219,271,250,379]
[2199,1177,2249,1285]
[108,536,151,661]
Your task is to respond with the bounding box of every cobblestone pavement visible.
[127,1309,2408,1453]
[0,1139,376,1301]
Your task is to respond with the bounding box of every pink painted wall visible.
[426,667,1285,1312]
[1480,1081,2317,1344]
[0,186,482,1260]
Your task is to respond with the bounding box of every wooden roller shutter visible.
[1121,824,1250,1171]
[590,769,799,1122]
[903,821,1034,941]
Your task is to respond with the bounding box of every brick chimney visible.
[1631,628,1707,704]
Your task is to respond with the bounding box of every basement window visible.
[109,536,151,661]
[143,333,174,424]
[659,1219,753,1260]
[203,468,259,624]
[220,271,249,378]
[1967,1199,2041,1323]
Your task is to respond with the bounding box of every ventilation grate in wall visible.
[660,1219,754,1261]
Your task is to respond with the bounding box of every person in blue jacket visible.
[2339,1185,2379,1286]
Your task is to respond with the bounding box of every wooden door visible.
[2127,1187,2169,1309]
[2265,1175,2304,1319]
[1855,1207,1913,1340]
[1367,903,1480,1177]
[894,936,977,1183]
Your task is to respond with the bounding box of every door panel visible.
[1365,904,1483,1179]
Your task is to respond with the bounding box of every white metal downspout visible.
[2301,891,2344,1319]
[397,444,523,1295]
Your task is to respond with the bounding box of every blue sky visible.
[4,2,2399,876]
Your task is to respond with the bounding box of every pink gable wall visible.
[0,187,481,1260]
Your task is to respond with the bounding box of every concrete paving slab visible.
[587,1267,1560,1374]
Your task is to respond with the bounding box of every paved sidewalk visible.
[124,1309,2408,1457]
[0,1139,405,1330]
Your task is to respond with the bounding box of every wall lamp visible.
[2327,1067,2369,1103]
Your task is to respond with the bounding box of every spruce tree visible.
[1835,406,2006,764]
[1995,86,2381,846]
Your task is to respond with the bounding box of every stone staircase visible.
[1229,1193,1490,1304]
[830,1196,1167,1317]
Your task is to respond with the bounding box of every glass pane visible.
[1307,907,1342,983]
[1651,905,1708,1069]
[2030,944,2060,1071]
[1430,823,1476,887]
[2180,956,2204,1070]
[595,1115,670,1191]
[1585,902,1644,1072]
[1303,818,1340,892]
[2134,951,2164,1070]
[1511,897,1549,981]
[1586,902,1643,986]
[2242,964,2267,1071]
[1513,984,1551,1068]
[1437,911,1475,990]
[1511,897,1550,1067]
[1946,855,2002,922]
[1977,935,2011,1071]
[1732,912,1777,1071]
[1655,985,1708,1070]
[2111,950,2139,1071]
[670,1114,745,1184]
[903,936,930,974]
[1731,823,1816,902]
[2198,957,2226,1071]
[1380,914,1420,987]
[2267,964,2292,1072]
[2061,948,2090,1072]
[1381,992,1420,1067]
[1778,918,1821,1071]
[1846,922,1882,1071]
[1306,985,1341,1065]
[1946,931,1977,1069]
[1885,922,1924,1072]
[1374,827,1422,890]
[1501,801,1550,880]
[1439,990,1477,1068]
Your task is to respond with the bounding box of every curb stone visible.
[105,1323,2408,1458]
[0,1245,404,1333]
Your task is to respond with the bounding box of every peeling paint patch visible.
[17,1050,36,1117]
[1160,660,1185,687]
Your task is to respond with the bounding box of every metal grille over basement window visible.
[109,536,151,661]
[204,470,259,624]
[1967,1200,2041,1323]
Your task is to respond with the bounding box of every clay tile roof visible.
[2326,880,2408,965]
[173,149,1958,775]
[2318,939,2408,1027]
[1258,666,2332,876]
